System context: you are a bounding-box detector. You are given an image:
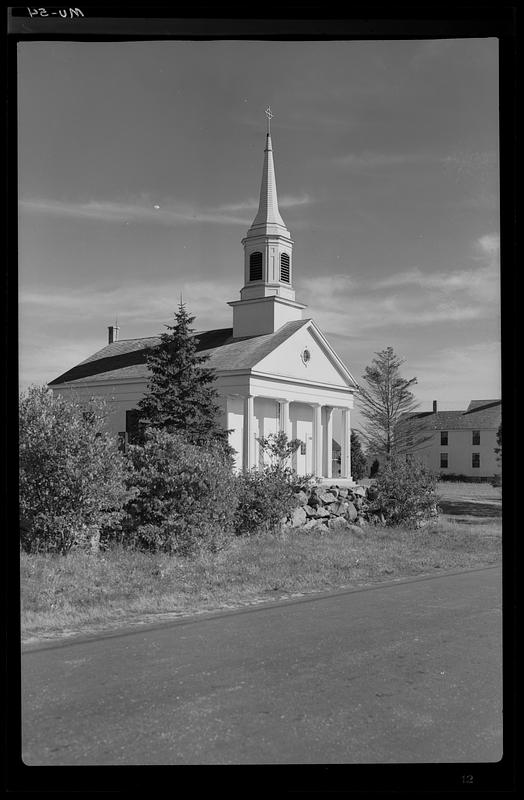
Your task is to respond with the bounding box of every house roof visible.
[402,400,501,431]
[49,319,311,386]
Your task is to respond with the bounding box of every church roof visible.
[49,318,311,386]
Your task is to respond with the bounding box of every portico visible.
[223,384,354,480]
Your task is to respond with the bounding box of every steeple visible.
[247,132,288,236]
[229,108,306,338]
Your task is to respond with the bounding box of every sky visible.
[18,38,500,431]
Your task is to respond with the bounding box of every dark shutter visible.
[249,251,263,281]
[280,252,290,282]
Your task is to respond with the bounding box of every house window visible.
[126,409,142,445]
[280,252,290,283]
[300,441,306,455]
[440,431,448,446]
[440,453,448,469]
[249,251,263,281]
[472,430,480,445]
[472,453,480,468]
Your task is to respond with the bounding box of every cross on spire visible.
[265,105,274,134]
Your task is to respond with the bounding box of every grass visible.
[21,514,501,642]
[436,480,502,502]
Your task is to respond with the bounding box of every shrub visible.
[367,456,439,528]
[256,431,303,468]
[19,386,133,554]
[123,428,238,555]
[234,466,301,537]
[369,459,380,478]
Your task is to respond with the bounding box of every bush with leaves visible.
[234,465,302,537]
[123,428,238,554]
[367,456,439,528]
[19,386,133,554]
[256,431,303,469]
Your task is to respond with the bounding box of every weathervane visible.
[265,105,274,134]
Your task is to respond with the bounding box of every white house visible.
[49,122,359,480]
[403,399,502,479]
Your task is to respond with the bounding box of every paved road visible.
[21,567,502,765]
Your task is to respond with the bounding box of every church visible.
[49,113,359,481]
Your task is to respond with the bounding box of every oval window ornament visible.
[301,348,311,366]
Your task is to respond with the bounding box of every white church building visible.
[49,118,359,480]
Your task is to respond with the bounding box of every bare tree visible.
[356,347,430,460]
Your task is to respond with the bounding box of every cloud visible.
[408,341,501,403]
[296,232,499,338]
[217,193,313,213]
[332,152,432,171]
[20,198,251,227]
[20,192,315,228]
[477,232,499,257]
[20,278,237,327]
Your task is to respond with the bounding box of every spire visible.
[230,109,305,338]
[246,108,289,237]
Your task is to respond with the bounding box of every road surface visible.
[21,567,502,765]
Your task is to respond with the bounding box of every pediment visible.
[254,321,358,389]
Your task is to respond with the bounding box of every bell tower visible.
[229,108,306,338]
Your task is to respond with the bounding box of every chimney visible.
[108,325,120,344]
[433,400,438,413]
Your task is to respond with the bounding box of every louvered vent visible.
[280,252,290,283]
[249,251,263,281]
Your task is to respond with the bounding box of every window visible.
[280,252,290,283]
[249,251,263,281]
[300,441,306,455]
[440,453,448,469]
[472,430,480,445]
[440,431,448,446]
[126,409,142,445]
[472,453,480,469]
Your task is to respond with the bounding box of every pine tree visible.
[138,302,229,450]
[357,346,429,460]
[350,430,367,480]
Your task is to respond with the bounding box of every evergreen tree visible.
[350,430,367,480]
[357,346,429,460]
[138,302,230,450]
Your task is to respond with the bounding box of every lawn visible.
[21,482,501,643]
[436,480,502,521]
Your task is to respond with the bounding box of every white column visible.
[341,408,352,480]
[324,406,333,479]
[279,399,291,439]
[312,403,322,478]
[243,395,255,470]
